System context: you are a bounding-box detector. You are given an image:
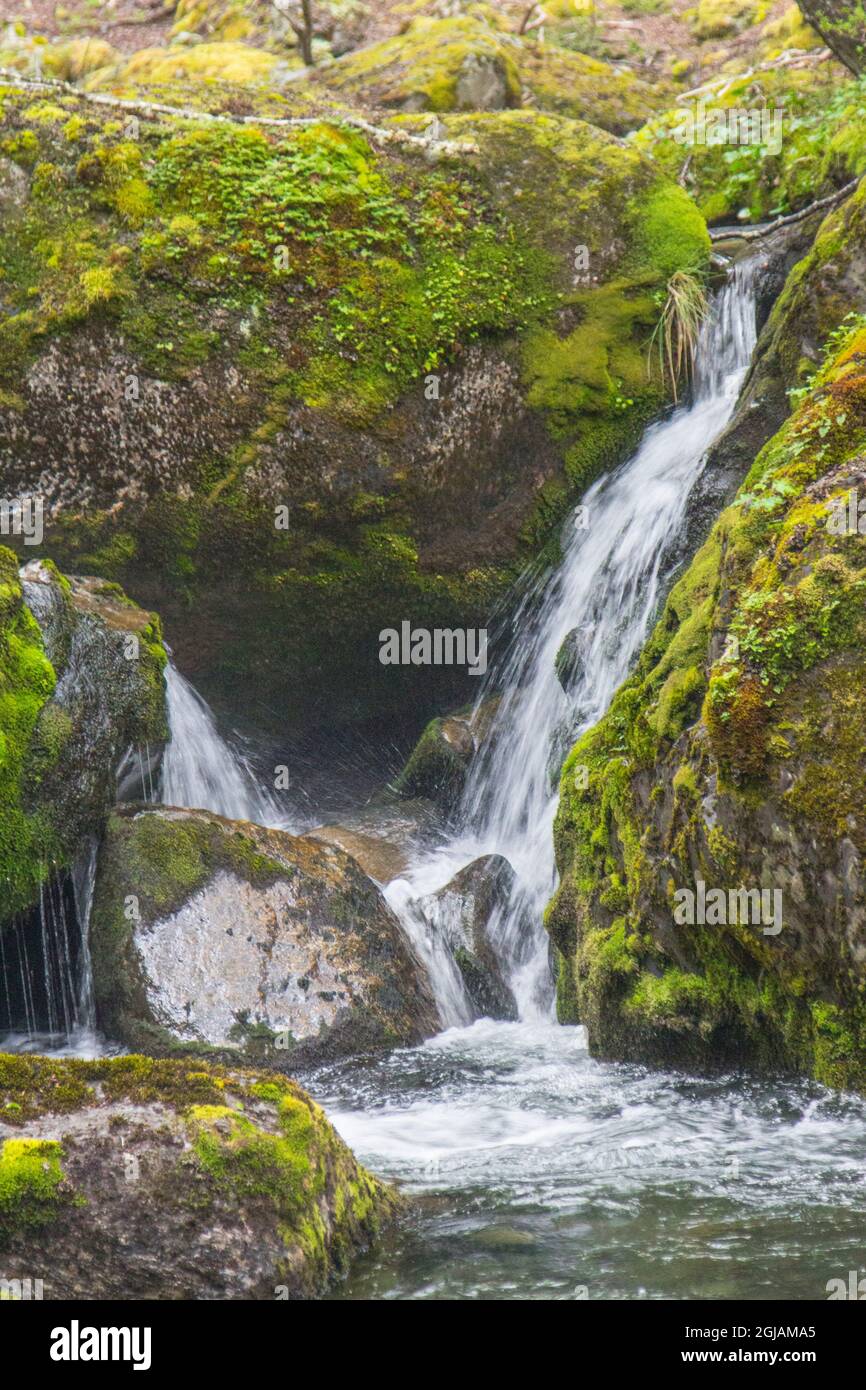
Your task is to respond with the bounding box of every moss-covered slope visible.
[633,54,864,226]
[0,80,708,733]
[549,185,866,1092]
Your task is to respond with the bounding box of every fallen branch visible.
[678,47,833,103]
[0,68,480,156]
[708,177,859,241]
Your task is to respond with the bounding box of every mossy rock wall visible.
[0,555,166,926]
[549,185,866,1093]
[0,85,708,735]
[0,1052,397,1298]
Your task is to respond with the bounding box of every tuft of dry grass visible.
[649,268,709,401]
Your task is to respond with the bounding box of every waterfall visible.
[0,840,101,1054]
[159,660,292,829]
[388,259,758,1023]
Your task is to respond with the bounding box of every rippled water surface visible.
[304,1021,866,1301]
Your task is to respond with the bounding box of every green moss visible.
[0,1138,68,1236]
[549,265,866,1093]
[632,182,712,280]
[634,63,866,226]
[0,546,59,920]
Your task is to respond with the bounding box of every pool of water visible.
[300,1021,866,1301]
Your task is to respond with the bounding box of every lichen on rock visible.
[0,1052,397,1298]
[89,805,439,1065]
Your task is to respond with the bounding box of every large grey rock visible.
[90,806,439,1065]
[455,52,510,111]
[0,155,28,218]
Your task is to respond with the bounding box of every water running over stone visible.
[159,660,295,829]
[385,260,758,1022]
[0,840,107,1056]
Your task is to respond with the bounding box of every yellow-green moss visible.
[0,1137,68,1234]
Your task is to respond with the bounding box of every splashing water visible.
[0,840,109,1057]
[386,260,758,1023]
[159,660,294,829]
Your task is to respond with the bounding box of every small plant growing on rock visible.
[649,268,709,402]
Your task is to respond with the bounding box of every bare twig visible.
[678,47,833,102]
[708,177,859,241]
[518,3,539,36]
[0,68,481,155]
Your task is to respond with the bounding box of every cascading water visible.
[159,660,295,829]
[0,839,103,1056]
[385,259,758,1023]
[297,256,866,1299]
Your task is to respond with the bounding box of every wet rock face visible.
[21,567,168,852]
[90,807,439,1066]
[307,796,442,883]
[554,626,592,694]
[0,557,166,929]
[0,1053,397,1300]
[682,209,866,560]
[419,855,519,1021]
[394,697,499,813]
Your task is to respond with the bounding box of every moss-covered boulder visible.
[0,81,708,735]
[549,203,866,1093]
[0,1052,396,1299]
[318,8,665,132]
[320,11,523,114]
[632,54,860,225]
[0,554,166,927]
[798,0,866,74]
[393,696,498,811]
[90,806,439,1064]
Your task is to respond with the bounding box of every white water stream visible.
[386,259,758,1026]
[159,660,294,829]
